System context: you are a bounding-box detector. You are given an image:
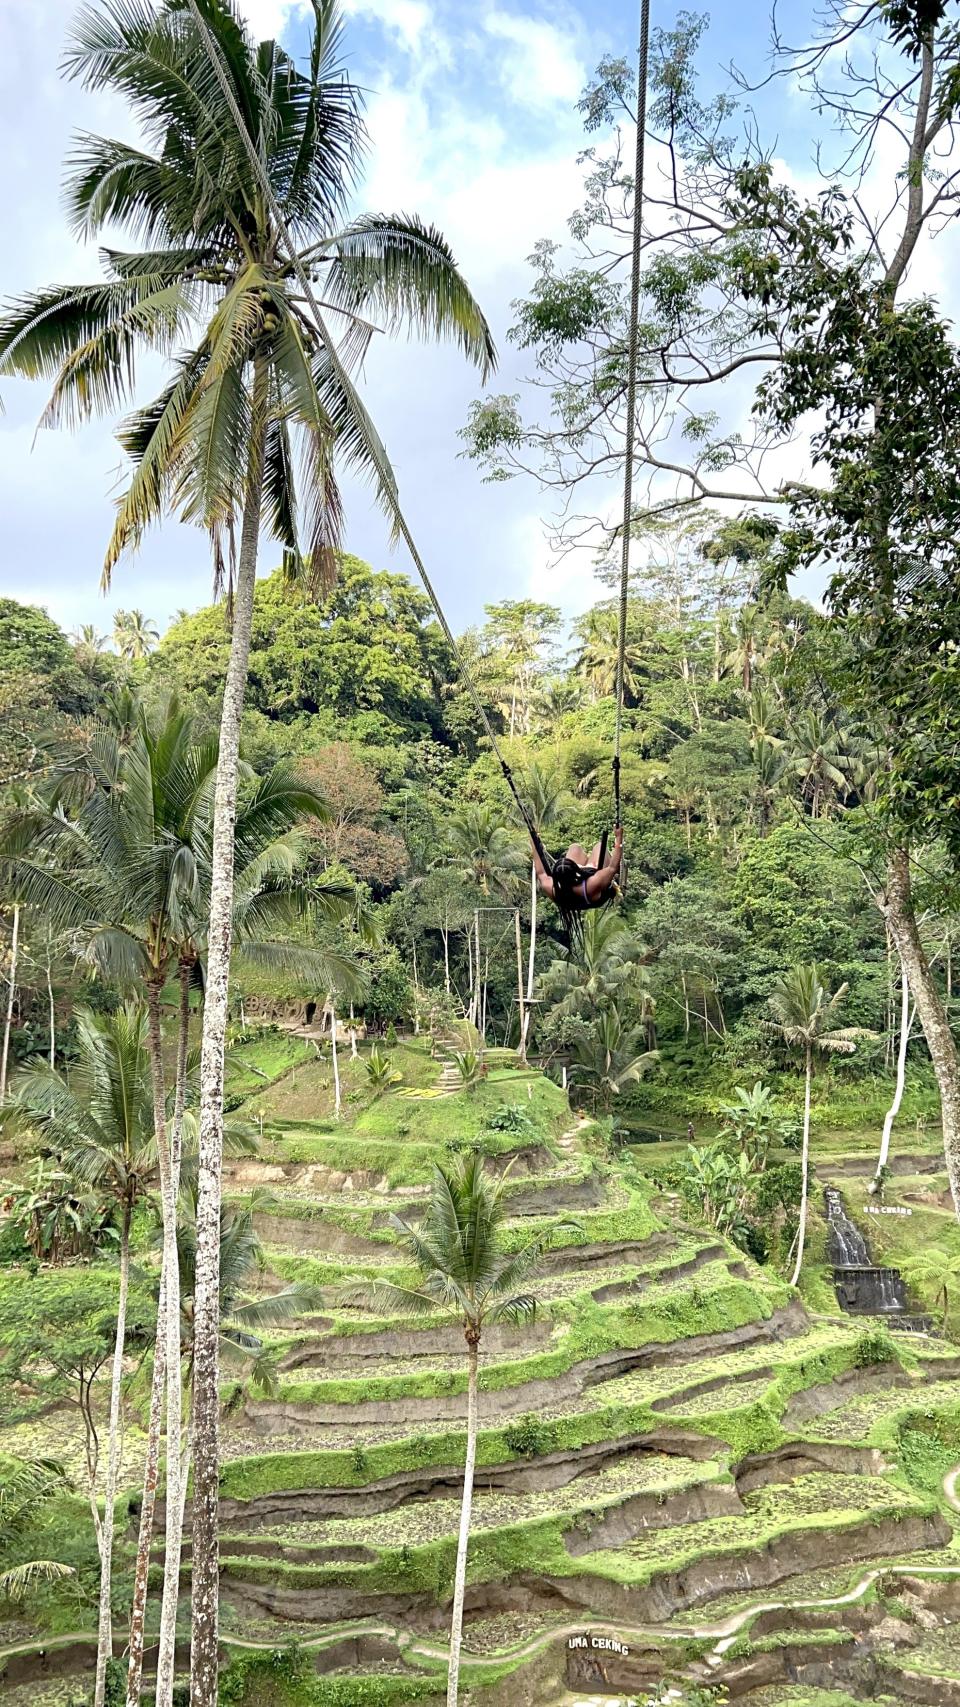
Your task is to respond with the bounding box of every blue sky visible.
[0,0,951,643]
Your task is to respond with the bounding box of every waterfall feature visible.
[824,1186,918,1324]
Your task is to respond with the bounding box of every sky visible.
[0,0,956,645]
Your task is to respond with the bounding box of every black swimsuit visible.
[570,866,598,908]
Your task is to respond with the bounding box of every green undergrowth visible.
[219,1646,442,1705]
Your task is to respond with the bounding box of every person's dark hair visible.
[550,856,585,946]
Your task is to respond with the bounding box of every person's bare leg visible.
[587,840,604,869]
[566,845,588,864]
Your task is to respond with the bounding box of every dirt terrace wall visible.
[735,1440,887,1494]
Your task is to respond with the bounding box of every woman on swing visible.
[531,825,623,913]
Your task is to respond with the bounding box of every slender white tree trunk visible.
[93,1201,131,1707]
[446,1337,478,1707]
[127,961,191,1707]
[790,1045,812,1288]
[514,909,526,1060]
[47,930,55,1070]
[884,846,960,1218]
[331,1000,342,1117]
[191,364,269,1705]
[876,960,911,1182]
[466,926,474,1023]
[126,1270,166,1707]
[1,902,20,1101]
[146,980,183,1707]
[443,925,451,997]
[524,863,537,1053]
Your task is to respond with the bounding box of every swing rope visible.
[186,0,649,864]
[614,0,652,830]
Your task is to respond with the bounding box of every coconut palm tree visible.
[72,623,109,660]
[0,694,336,1706]
[571,1004,659,1109]
[0,5,493,1685]
[4,1006,162,1706]
[340,1154,562,1707]
[787,709,852,819]
[113,609,159,661]
[542,910,648,1023]
[767,966,870,1287]
[531,675,583,736]
[0,1458,76,1607]
[574,603,645,701]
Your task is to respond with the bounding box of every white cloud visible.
[343,0,435,55]
[235,0,312,39]
[482,7,585,111]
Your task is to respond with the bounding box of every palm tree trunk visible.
[147,977,184,1707]
[446,1336,479,1707]
[46,935,55,1065]
[524,862,537,1053]
[876,959,911,1182]
[884,845,960,1217]
[127,959,192,1707]
[514,908,526,1060]
[93,1199,131,1707]
[190,359,269,1707]
[1,902,20,1101]
[125,1269,166,1707]
[790,1043,812,1287]
[331,1000,342,1117]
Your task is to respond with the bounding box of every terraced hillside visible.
[3,1038,960,1707]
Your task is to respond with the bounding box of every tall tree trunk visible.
[1,902,20,1101]
[514,908,526,1060]
[331,1000,341,1117]
[46,927,55,1070]
[524,862,537,1054]
[190,361,269,1706]
[443,925,451,997]
[146,978,183,1707]
[93,1199,131,1707]
[349,1000,358,1058]
[876,958,911,1183]
[466,925,474,1023]
[125,1270,166,1707]
[446,1335,479,1707]
[883,846,960,1216]
[790,1044,812,1287]
[127,960,192,1707]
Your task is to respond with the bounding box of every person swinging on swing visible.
[530,825,624,920]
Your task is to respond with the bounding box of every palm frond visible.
[321,213,496,379]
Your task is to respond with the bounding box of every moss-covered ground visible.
[5,1033,960,1707]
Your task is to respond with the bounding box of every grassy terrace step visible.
[219,1452,729,1554]
[230,1272,796,1416]
[801,1379,960,1445]
[214,1475,942,1618]
[219,1323,864,1490]
[238,1181,659,1259]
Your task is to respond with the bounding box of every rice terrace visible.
[2,2,960,1706]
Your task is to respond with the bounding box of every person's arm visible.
[585,827,623,902]
[530,834,555,898]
